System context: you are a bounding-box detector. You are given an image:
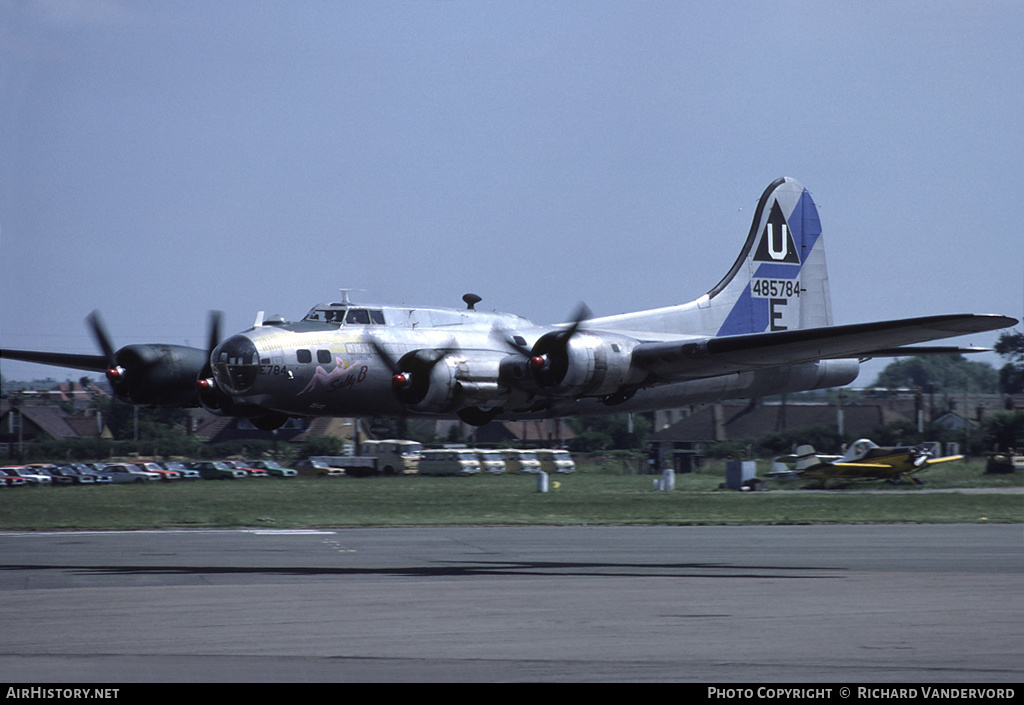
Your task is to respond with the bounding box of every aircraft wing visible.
[924,455,964,465]
[0,350,109,373]
[631,314,1016,382]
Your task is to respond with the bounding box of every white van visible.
[502,449,541,474]
[475,449,507,474]
[536,449,575,474]
[419,449,481,476]
[361,439,423,475]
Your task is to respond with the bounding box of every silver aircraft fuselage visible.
[210,300,860,422]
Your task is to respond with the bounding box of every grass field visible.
[1,458,1020,530]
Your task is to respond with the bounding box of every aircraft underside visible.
[251,358,861,425]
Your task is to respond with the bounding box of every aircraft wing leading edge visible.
[0,350,109,373]
[631,313,1015,382]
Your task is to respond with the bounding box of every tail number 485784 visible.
[751,278,802,298]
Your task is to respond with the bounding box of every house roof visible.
[51,380,109,402]
[4,405,80,440]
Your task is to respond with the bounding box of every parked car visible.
[0,468,28,487]
[24,464,77,486]
[50,464,97,485]
[2,467,50,483]
[80,464,114,483]
[24,463,74,483]
[59,463,111,484]
[102,463,160,484]
[160,461,201,479]
[292,458,346,477]
[189,461,248,480]
[223,461,269,478]
[134,462,182,481]
[244,460,298,478]
[2,465,53,486]
[73,467,112,484]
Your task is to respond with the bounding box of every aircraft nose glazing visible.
[211,335,261,395]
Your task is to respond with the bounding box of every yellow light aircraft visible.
[777,438,963,485]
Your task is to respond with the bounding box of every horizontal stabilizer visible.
[632,314,1017,382]
[856,346,992,358]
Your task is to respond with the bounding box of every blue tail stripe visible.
[790,188,822,262]
[716,286,769,336]
[754,262,800,279]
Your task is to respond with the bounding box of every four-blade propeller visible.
[80,310,221,407]
[524,303,592,389]
[364,333,460,408]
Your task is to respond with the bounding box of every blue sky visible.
[2,0,1022,383]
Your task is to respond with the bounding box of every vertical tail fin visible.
[794,444,822,471]
[586,177,833,337]
[712,177,832,336]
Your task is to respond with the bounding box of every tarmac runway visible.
[0,524,1021,683]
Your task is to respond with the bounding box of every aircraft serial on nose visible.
[2,178,1017,431]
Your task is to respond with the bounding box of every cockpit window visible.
[302,307,345,323]
[344,309,385,325]
[303,306,384,325]
[345,309,370,325]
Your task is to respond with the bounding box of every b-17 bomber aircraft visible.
[2,178,1017,431]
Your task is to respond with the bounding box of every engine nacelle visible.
[392,350,510,414]
[107,344,208,408]
[527,331,639,398]
[392,349,456,412]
